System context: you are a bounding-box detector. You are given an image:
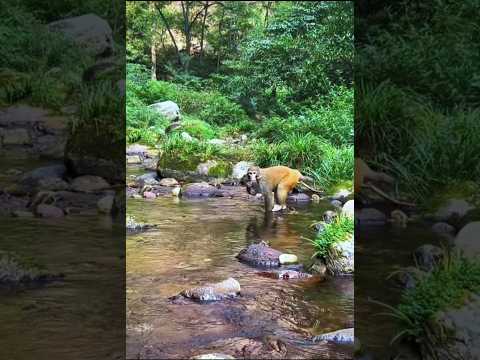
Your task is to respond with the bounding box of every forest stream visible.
[126,172,354,359]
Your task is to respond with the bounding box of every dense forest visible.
[127,1,354,192]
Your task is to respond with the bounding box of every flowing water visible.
[0,157,125,359]
[126,194,354,359]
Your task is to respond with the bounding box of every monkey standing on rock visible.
[245,165,320,212]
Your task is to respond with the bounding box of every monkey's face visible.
[246,167,261,183]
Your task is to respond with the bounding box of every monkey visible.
[246,165,319,212]
[354,158,415,207]
[388,209,409,227]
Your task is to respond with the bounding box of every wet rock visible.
[325,235,354,276]
[331,199,343,208]
[414,244,443,272]
[196,160,218,176]
[191,354,235,360]
[454,222,480,259]
[174,277,241,302]
[231,161,254,184]
[136,172,159,187]
[126,144,149,158]
[34,204,64,218]
[278,253,298,265]
[341,200,354,219]
[432,222,456,237]
[331,189,352,204]
[258,269,312,280]
[126,216,155,233]
[355,208,386,226]
[97,195,115,214]
[287,192,311,203]
[421,294,480,360]
[71,175,110,193]
[389,266,427,290]
[313,328,354,345]
[434,199,474,223]
[183,182,221,198]
[159,178,179,187]
[48,14,113,57]
[309,258,327,276]
[36,177,70,191]
[313,221,327,235]
[143,191,156,199]
[148,101,180,121]
[127,155,142,164]
[236,241,283,268]
[323,210,338,224]
[20,165,67,185]
[1,128,31,145]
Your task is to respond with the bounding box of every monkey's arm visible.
[362,183,415,207]
[298,181,325,195]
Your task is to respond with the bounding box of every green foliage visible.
[310,215,354,258]
[207,161,233,178]
[179,116,217,140]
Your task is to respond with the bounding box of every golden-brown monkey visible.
[355,158,415,207]
[246,165,314,212]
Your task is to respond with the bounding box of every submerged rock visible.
[183,182,221,198]
[126,216,156,233]
[97,194,115,214]
[313,328,354,345]
[236,241,283,268]
[191,354,235,360]
[257,269,312,280]
[174,277,241,302]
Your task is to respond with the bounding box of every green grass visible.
[374,252,480,357]
[310,215,354,258]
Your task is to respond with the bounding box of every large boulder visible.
[341,200,354,219]
[454,222,480,259]
[325,235,354,275]
[148,101,180,122]
[48,14,113,57]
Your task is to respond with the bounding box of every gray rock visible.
[148,100,180,121]
[389,266,427,290]
[196,160,218,176]
[48,14,113,57]
[21,165,66,185]
[455,222,480,259]
[136,172,159,187]
[35,204,64,218]
[175,277,241,302]
[432,222,456,237]
[159,178,179,187]
[355,208,386,226]
[287,192,311,203]
[434,199,474,222]
[126,144,149,157]
[331,189,352,203]
[313,328,354,345]
[309,258,327,276]
[323,210,338,224]
[208,139,227,146]
[181,131,194,142]
[325,235,354,275]
[314,221,327,234]
[71,175,110,193]
[236,241,282,268]
[126,155,143,164]
[183,182,221,198]
[36,177,70,191]
[331,199,343,208]
[341,200,354,219]
[414,244,443,272]
[231,161,254,183]
[1,128,30,145]
[97,195,115,214]
[12,210,34,218]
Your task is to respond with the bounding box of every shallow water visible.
[0,157,125,359]
[355,223,439,357]
[126,195,354,359]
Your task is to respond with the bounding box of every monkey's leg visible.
[275,184,290,211]
[264,188,275,212]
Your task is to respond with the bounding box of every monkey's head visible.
[246,166,262,195]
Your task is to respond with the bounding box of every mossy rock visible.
[425,181,478,212]
[208,161,233,178]
[65,119,125,183]
[157,154,203,172]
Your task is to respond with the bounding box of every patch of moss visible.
[208,161,233,177]
[157,154,202,172]
[180,116,217,140]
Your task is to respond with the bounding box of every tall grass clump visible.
[310,215,354,258]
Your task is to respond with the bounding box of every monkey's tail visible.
[299,175,325,194]
[363,183,416,207]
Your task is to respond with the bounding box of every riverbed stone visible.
[278,253,298,265]
[175,277,241,302]
[258,269,312,280]
[71,175,110,193]
[287,192,311,203]
[20,165,67,185]
[148,100,180,122]
[127,155,142,164]
[323,210,338,224]
[1,128,31,145]
[183,182,221,198]
[414,244,443,272]
[191,354,235,360]
[454,222,480,259]
[48,14,113,57]
[309,258,327,276]
[35,204,64,218]
[325,235,354,276]
[36,177,70,191]
[159,178,179,187]
[331,189,352,204]
[236,241,282,268]
[355,208,386,226]
[136,172,159,187]
[331,199,343,208]
[126,144,149,157]
[341,200,354,219]
[313,328,354,345]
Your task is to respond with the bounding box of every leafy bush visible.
[178,116,217,140]
[311,215,354,258]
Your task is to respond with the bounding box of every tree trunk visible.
[149,2,157,80]
[181,1,192,56]
[156,3,182,65]
[199,1,209,58]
